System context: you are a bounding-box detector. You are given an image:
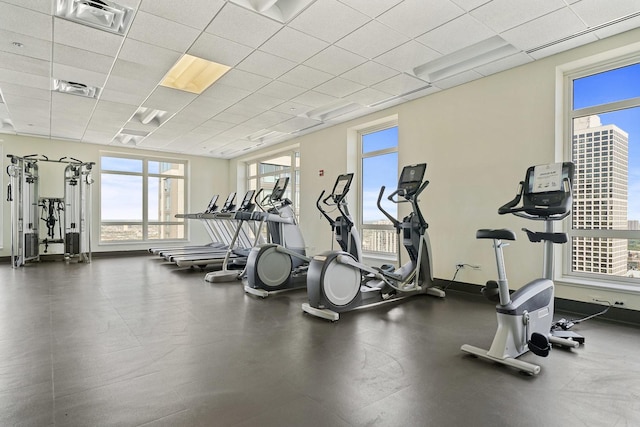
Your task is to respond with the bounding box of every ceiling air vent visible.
[228,0,315,23]
[132,107,170,127]
[55,0,134,35]
[52,79,101,99]
[113,129,149,145]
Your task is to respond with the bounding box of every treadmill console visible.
[331,173,354,203]
[397,163,426,197]
[239,190,256,210]
[220,192,236,213]
[270,177,290,202]
[205,195,219,214]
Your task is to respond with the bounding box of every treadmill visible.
[170,190,261,268]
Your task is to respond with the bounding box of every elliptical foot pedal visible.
[528,332,551,357]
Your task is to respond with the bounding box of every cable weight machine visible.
[6,154,94,267]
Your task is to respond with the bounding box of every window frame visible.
[561,53,640,290]
[99,152,188,244]
[358,121,399,258]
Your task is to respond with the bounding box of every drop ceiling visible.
[0,0,639,159]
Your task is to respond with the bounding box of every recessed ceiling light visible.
[54,0,134,35]
[131,107,170,127]
[160,54,231,95]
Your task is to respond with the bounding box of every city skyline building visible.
[572,115,629,276]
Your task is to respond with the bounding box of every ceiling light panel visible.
[160,54,231,95]
[205,3,283,49]
[228,0,316,23]
[54,0,134,35]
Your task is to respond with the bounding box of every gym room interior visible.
[2,0,640,425]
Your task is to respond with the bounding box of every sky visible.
[361,127,399,224]
[573,62,640,220]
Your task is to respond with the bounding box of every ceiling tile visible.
[142,86,198,112]
[0,68,50,90]
[118,38,181,69]
[470,0,566,33]
[374,41,441,73]
[240,92,284,110]
[52,63,108,88]
[291,90,338,108]
[304,46,367,76]
[335,21,409,59]
[416,14,496,55]
[279,65,333,89]
[1,0,51,13]
[104,74,158,97]
[450,0,492,11]
[236,50,297,79]
[372,73,430,96]
[83,130,117,144]
[259,27,328,63]
[377,0,464,38]
[2,93,49,110]
[337,0,402,18]
[0,50,50,77]
[188,33,254,67]
[94,99,138,119]
[224,103,263,120]
[205,3,282,48]
[501,7,587,52]
[100,87,149,106]
[0,82,50,101]
[127,11,200,53]
[53,43,115,75]
[200,83,251,103]
[257,81,307,100]
[109,58,167,84]
[0,28,52,61]
[211,111,247,125]
[216,69,271,92]
[242,110,293,128]
[272,116,322,133]
[571,0,640,27]
[0,2,51,41]
[341,61,399,86]
[139,0,225,30]
[53,17,123,57]
[593,14,640,40]
[289,0,369,43]
[314,77,366,98]
[270,101,313,117]
[345,87,395,106]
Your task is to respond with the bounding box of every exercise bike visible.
[244,173,361,298]
[461,162,581,375]
[302,163,445,322]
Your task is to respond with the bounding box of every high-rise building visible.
[572,115,629,275]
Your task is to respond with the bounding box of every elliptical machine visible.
[244,173,361,298]
[461,162,581,375]
[302,163,445,322]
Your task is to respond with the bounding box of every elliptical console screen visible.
[270,177,289,201]
[239,190,255,209]
[398,163,426,195]
[331,173,353,201]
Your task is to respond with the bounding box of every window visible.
[246,150,300,216]
[100,154,187,242]
[565,59,640,287]
[359,125,398,256]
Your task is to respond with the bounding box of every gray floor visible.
[1,256,640,427]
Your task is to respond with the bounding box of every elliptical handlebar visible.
[316,189,335,229]
[377,186,401,230]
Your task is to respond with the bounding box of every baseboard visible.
[436,278,640,326]
[0,250,150,264]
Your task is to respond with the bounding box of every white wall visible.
[1,134,229,255]
[233,27,640,310]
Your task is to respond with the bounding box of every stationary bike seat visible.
[476,229,516,241]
